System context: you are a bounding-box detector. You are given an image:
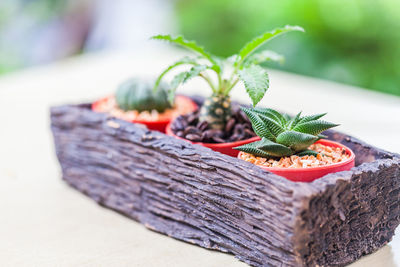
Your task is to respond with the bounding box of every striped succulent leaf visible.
[296,150,321,157]
[235,107,338,158]
[234,142,273,158]
[293,120,339,135]
[253,107,287,125]
[256,138,293,157]
[276,131,318,151]
[241,108,276,141]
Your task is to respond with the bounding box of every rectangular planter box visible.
[50,103,400,267]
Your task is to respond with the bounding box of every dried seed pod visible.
[187,114,198,124]
[176,131,184,137]
[243,123,251,129]
[170,123,178,132]
[213,129,224,138]
[212,136,225,143]
[197,120,209,132]
[185,134,201,142]
[201,129,213,140]
[184,126,201,135]
[173,116,187,131]
[230,134,240,142]
[225,118,236,133]
[244,128,256,137]
[233,124,244,135]
[237,109,248,123]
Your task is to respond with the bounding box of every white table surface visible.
[1,49,399,267]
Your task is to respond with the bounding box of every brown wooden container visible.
[50,103,400,267]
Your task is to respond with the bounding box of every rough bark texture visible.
[50,103,400,267]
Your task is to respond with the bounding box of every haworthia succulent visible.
[235,107,338,158]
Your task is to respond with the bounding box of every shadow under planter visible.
[50,103,400,267]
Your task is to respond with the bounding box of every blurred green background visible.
[1,0,399,96]
[176,0,400,96]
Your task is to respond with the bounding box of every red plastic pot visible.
[92,95,197,133]
[166,123,260,157]
[238,139,355,182]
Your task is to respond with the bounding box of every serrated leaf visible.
[298,113,327,124]
[283,113,292,123]
[256,138,293,157]
[238,65,269,106]
[241,107,275,141]
[258,114,285,137]
[253,107,287,126]
[276,131,318,152]
[234,142,273,158]
[166,65,208,104]
[236,25,304,65]
[288,111,302,129]
[245,50,285,66]
[168,72,187,104]
[293,120,339,135]
[154,56,199,92]
[296,150,320,157]
[184,65,208,83]
[151,34,220,73]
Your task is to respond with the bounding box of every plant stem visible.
[223,78,239,95]
[199,73,217,92]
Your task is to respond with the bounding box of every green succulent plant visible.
[115,78,172,112]
[152,25,304,130]
[234,107,339,158]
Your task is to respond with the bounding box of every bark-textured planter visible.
[50,103,400,267]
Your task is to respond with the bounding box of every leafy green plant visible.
[234,107,338,157]
[152,25,304,130]
[115,79,171,112]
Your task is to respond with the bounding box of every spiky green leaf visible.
[288,111,302,129]
[256,138,293,157]
[283,113,292,123]
[276,131,318,152]
[166,65,209,104]
[258,114,285,137]
[235,142,273,158]
[293,120,339,135]
[296,150,320,157]
[298,113,327,124]
[167,72,187,104]
[238,64,269,106]
[241,107,275,141]
[184,65,208,83]
[151,34,220,72]
[154,56,198,92]
[253,107,287,126]
[245,50,285,66]
[236,25,304,66]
